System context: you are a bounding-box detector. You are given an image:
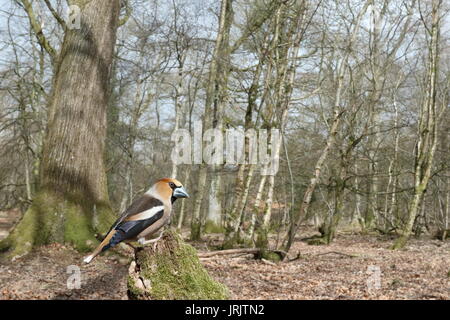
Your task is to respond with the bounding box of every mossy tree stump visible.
[127,230,229,300]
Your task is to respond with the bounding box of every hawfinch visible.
[83,178,189,264]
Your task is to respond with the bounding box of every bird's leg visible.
[137,230,164,246]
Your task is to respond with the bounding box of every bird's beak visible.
[173,186,189,198]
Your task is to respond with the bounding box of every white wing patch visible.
[131,205,165,221]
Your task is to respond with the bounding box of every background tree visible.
[392,0,446,249]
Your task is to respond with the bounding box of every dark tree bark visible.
[1,0,120,258]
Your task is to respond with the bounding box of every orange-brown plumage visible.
[152,178,183,203]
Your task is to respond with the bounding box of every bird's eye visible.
[169,182,176,188]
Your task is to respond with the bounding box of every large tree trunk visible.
[1,0,120,258]
[127,230,228,300]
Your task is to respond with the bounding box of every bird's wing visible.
[101,194,165,251]
[109,194,164,231]
[104,209,165,250]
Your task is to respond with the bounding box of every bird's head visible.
[153,178,189,203]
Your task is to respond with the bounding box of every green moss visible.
[221,235,238,250]
[1,188,113,259]
[64,202,97,252]
[94,203,116,234]
[127,274,146,297]
[259,250,282,262]
[190,221,202,241]
[0,237,12,253]
[203,221,225,234]
[221,233,251,250]
[128,230,229,300]
[391,235,408,250]
[2,203,41,259]
[306,237,328,245]
[254,227,269,250]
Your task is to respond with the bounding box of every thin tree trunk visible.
[191,0,234,240]
[205,0,234,232]
[247,169,268,241]
[191,166,207,240]
[222,58,263,243]
[177,167,191,230]
[171,50,185,179]
[284,0,371,253]
[392,0,442,249]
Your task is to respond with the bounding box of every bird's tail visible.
[83,230,117,264]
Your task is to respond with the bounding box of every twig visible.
[315,251,358,258]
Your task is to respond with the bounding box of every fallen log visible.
[197,248,260,258]
[197,248,289,262]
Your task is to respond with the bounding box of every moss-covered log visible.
[127,230,229,300]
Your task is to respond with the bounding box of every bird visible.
[83,178,189,264]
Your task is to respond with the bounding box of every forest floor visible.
[0,227,448,300]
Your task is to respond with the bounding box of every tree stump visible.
[127,230,229,300]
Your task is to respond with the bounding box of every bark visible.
[205,0,234,232]
[247,169,268,240]
[309,161,347,245]
[232,164,256,243]
[392,0,442,249]
[191,0,234,239]
[223,57,263,244]
[127,230,228,300]
[283,0,371,253]
[254,0,306,254]
[171,35,186,179]
[1,0,120,258]
[19,0,56,61]
[352,162,363,227]
[120,76,148,212]
[191,166,207,240]
[383,80,402,231]
[206,169,223,232]
[284,75,345,251]
[223,161,246,245]
[363,0,416,231]
[176,167,191,230]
